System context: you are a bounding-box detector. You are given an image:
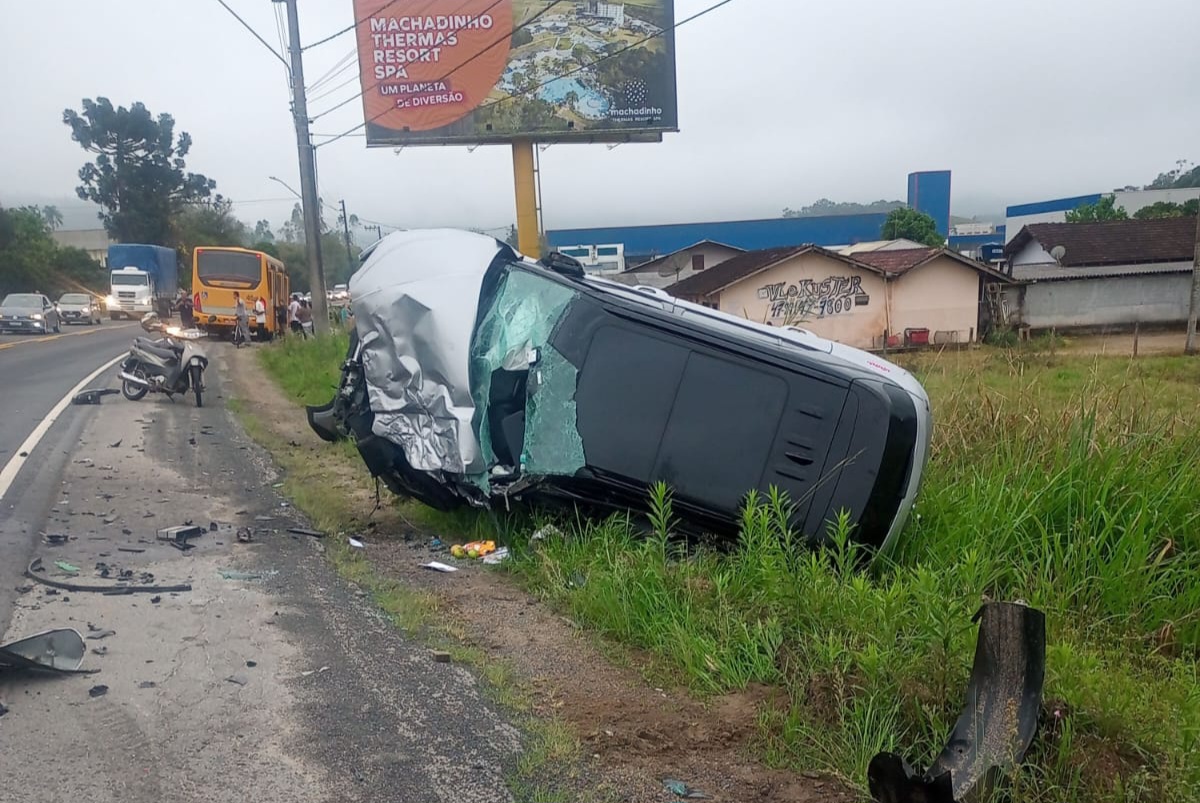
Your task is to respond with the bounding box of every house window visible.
[692,254,705,271]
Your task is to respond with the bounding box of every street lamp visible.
[268,175,302,199]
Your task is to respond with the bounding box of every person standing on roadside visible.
[287,293,303,337]
[233,291,251,347]
[253,295,267,339]
[174,289,195,329]
[296,298,313,338]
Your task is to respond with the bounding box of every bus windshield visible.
[197,251,262,286]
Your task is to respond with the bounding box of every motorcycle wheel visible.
[122,379,148,401]
[191,365,204,407]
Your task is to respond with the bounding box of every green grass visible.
[253,336,1200,803]
[258,331,350,406]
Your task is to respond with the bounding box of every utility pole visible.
[278,0,330,335]
[340,199,354,267]
[1187,210,1200,355]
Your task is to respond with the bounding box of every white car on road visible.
[57,292,103,325]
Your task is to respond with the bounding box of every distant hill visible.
[781,199,904,218]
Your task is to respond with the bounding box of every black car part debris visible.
[24,558,191,594]
[71,387,119,405]
[0,628,94,674]
[868,601,1046,803]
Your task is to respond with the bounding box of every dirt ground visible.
[1058,329,1189,356]
[226,345,850,803]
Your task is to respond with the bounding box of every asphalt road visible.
[0,321,136,631]
[0,341,523,802]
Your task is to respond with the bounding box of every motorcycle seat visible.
[136,341,181,362]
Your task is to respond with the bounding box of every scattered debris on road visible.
[138,681,157,689]
[868,602,1046,803]
[85,629,115,640]
[53,560,80,574]
[71,388,119,405]
[0,628,92,674]
[288,527,325,539]
[430,650,451,664]
[236,527,253,543]
[348,537,366,549]
[421,561,457,573]
[88,684,109,698]
[663,778,707,799]
[225,675,248,687]
[25,558,192,595]
[41,533,70,546]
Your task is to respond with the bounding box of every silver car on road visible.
[0,293,61,334]
[57,292,103,325]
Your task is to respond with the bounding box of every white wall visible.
[1009,239,1056,267]
[1113,187,1200,214]
[1018,274,1192,329]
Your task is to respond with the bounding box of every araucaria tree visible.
[63,97,216,244]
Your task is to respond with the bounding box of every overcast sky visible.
[2,0,1198,234]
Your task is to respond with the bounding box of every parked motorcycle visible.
[118,313,209,407]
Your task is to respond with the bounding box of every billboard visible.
[352,0,678,146]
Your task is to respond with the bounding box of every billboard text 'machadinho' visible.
[353,0,678,146]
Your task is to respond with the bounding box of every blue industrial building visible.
[548,171,956,265]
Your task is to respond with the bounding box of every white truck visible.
[106,244,178,320]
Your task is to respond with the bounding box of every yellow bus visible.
[192,247,290,340]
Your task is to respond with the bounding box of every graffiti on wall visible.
[757,275,871,322]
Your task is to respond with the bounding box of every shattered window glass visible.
[469,266,586,484]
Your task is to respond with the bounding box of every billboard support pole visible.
[279,0,330,336]
[512,140,541,258]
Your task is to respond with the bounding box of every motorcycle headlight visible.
[31,313,43,320]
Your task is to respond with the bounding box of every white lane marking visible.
[0,352,125,502]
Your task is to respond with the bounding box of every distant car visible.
[332,283,350,302]
[308,230,932,552]
[57,292,102,325]
[0,293,61,334]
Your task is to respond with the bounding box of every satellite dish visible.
[1050,245,1067,263]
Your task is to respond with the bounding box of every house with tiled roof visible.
[666,243,1009,350]
[1003,217,1197,330]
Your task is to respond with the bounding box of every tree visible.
[278,203,304,243]
[253,220,275,242]
[1134,199,1200,220]
[1146,160,1198,190]
[1065,195,1128,223]
[172,195,248,279]
[63,97,215,244]
[40,206,64,230]
[783,199,904,218]
[881,207,945,247]
[0,206,104,297]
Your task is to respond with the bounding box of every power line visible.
[307,48,357,93]
[212,0,291,70]
[309,73,362,109]
[301,0,417,52]
[313,0,560,142]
